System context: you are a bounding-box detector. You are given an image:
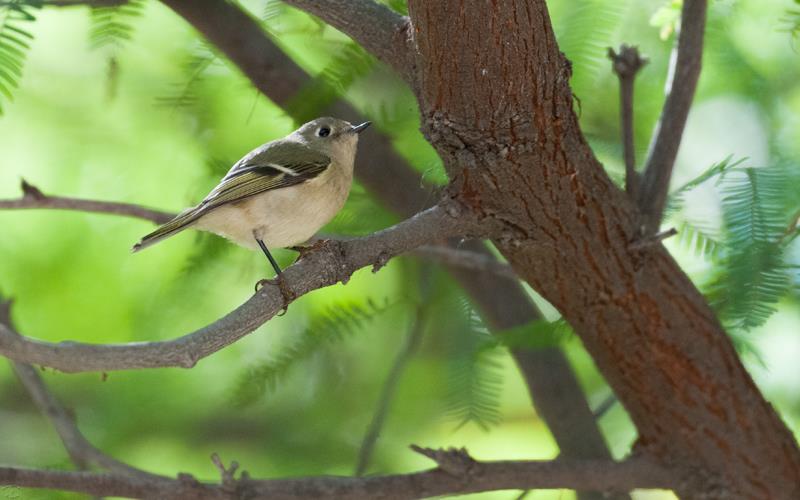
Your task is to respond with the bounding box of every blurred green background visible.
[0,0,798,499]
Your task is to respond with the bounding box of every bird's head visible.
[292,117,371,161]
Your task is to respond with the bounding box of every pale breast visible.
[195,166,353,249]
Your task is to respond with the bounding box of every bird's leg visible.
[256,238,282,276]
[254,238,293,314]
[289,238,330,263]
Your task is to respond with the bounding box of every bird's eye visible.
[318,127,331,137]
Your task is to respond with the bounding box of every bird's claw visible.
[254,278,274,293]
[254,274,295,316]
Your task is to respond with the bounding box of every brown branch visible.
[608,45,647,200]
[637,0,708,234]
[0,179,172,224]
[281,0,412,78]
[0,204,476,372]
[0,456,672,499]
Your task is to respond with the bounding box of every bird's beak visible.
[350,121,371,134]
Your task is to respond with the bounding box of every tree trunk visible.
[406,1,800,497]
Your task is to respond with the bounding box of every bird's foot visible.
[289,239,330,263]
[254,274,295,316]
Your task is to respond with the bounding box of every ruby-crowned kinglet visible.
[133,117,371,276]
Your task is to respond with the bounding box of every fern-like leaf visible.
[232,298,392,406]
[285,41,375,124]
[154,44,217,110]
[89,0,144,100]
[555,0,625,87]
[781,1,800,41]
[707,166,793,331]
[674,219,723,260]
[262,0,286,25]
[666,155,745,216]
[89,0,144,50]
[0,0,38,115]
[443,303,503,430]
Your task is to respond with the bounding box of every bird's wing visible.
[132,142,330,252]
[202,141,331,209]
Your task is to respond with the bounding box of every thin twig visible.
[637,0,708,234]
[608,45,648,200]
[0,179,172,224]
[355,267,432,476]
[628,227,678,251]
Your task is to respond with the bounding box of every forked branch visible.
[637,0,708,234]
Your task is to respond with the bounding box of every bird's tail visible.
[132,207,204,252]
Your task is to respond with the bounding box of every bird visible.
[132,117,371,281]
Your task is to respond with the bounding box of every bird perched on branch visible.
[133,117,371,283]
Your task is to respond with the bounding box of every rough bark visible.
[404,1,800,498]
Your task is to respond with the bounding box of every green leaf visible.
[262,0,286,24]
[556,0,626,85]
[232,298,393,406]
[650,0,682,40]
[154,43,217,110]
[284,42,375,124]
[443,301,504,430]
[674,219,723,260]
[666,155,746,216]
[706,166,794,331]
[780,1,800,40]
[0,0,38,115]
[89,0,144,50]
